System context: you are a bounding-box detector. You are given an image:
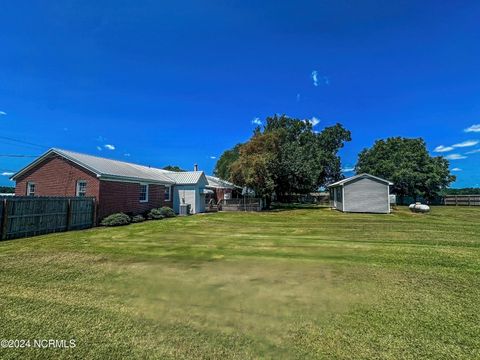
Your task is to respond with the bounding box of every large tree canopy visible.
[355,137,456,200]
[225,114,351,202]
[214,143,242,180]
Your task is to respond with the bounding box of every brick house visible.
[11,149,184,220]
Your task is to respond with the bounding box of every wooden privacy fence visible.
[444,195,480,206]
[0,196,96,240]
[220,198,263,212]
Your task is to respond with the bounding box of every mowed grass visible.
[0,206,479,359]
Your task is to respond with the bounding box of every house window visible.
[26,182,36,196]
[76,180,87,197]
[164,185,171,201]
[140,184,149,202]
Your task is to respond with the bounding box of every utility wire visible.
[0,136,49,150]
[0,154,39,157]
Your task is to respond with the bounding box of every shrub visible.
[100,213,131,227]
[147,208,165,220]
[159,206,176,218]
[131,215,145,223]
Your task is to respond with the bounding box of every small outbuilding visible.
[328,173,393,214]
[168,171,209,214]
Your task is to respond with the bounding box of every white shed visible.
[169,172,209,214]
[328,173,393,214]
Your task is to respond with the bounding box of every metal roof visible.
[206,175,239,189]
[328,173,393,187]
[12,148,176,184]
[164,171,206,185]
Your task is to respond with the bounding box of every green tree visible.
[440,188,480,195]
[163,165,186,172]
[229,114,351,204]
[214,143,242,180]
[230,132,280,204]
[355,137,456,201]
[0,186,15,193]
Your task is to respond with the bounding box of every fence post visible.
[66,199,72,231]
[1,199,8,240]
[92,198,97,227]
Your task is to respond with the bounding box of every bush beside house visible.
[101,207,176,227]
[101,213,131,226]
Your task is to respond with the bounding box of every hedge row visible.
[100,207,176,227]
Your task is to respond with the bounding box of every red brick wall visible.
[14,154,175,221]
[98,181,172,219]
[15,155,100,198]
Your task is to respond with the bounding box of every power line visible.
[0,136,49,150]
[0,154,39,158]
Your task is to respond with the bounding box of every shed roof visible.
[12,148,176,184]
[328,173,393,187]
[165,171,207,185]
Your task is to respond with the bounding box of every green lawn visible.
[1,206,479,359]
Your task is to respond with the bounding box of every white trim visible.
[76,180,87,197]
[164,185,171,201]
[99,174,174,185]
[342,184,345,212]
[11,149,101,181]
[26,181,36,196]
[387,184,391,213]
[333,186,337,208]
[329,173,393,187]
[11,148,175,185]
[139,183,149,203]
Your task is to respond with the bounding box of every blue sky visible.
[1,1,479,187]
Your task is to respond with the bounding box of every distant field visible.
[0,206,479,359]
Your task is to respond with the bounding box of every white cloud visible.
[252,117,262,126]
[1,172,14,176]
[445,154,467,160]
[210,156,216,159]
[96,146,102,151]
[451,168,462,172]
[309,117,320,127]
[466,148,480,154]
[465,124,480,133]
[311,70,319,86]
[124,153,131,157]
[452,140,479,148]
[0,111,6,116]
[104,144,115,150]
[311,71,329,86]
[341,167,355,173]
[434,145,454,153]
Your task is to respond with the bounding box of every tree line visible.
[0,186,15,193]
[214,115,459,204]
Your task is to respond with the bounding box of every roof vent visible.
[194,164,198,171]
